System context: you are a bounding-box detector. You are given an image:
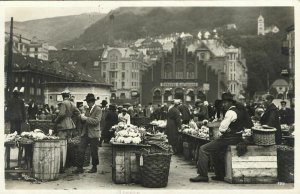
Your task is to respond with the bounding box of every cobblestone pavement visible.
[5,143,294,190]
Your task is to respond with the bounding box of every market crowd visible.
[5,88,295,178]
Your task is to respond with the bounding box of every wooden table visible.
[111,142,151,184]
[5,141,34,174]
[181,133,210,161]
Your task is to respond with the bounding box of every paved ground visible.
[5,143,294,190]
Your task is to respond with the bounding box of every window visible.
[68,61,73,65]
[35,47,38,52]
[164,63,172,79]
[122,72,125,80]
[37,88,41,95]
[122,82,125,88]
[30,87,35,95]
[94,61,99,67]
[103,64,106,71]
[122,63,125,70]
[120,93,126,99]
[175,61,184,79]
[49,96,53,100]
[103,72,106,79]
[200,53,205,60]
[186,63,195,79]
[234,63,235,71]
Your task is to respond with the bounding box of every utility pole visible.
[6,17,14,99]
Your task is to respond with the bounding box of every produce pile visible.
[181,121,210,140]
[242,128,252,138]
[110,122,146,144]
[150,120,167,128]
[5,129,59,143]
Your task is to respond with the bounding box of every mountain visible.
[59,7,294,49]
[5,13,106,47]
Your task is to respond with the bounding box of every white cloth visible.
[118,113,131,125]
[219,106,237,133]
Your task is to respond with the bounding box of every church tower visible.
[257,14,265,35]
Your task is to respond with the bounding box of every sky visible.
[4,6,117,22]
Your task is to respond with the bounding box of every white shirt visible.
[219,106,237,133]
[118,113,131,125]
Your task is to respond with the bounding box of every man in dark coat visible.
[278,100,293,125]
[99,100,108,146]
[260,94,282,144]
[190,92,253,182]
[178,102,191,124]
[6,89,26,134]
[27,100,39,120]
[166,99,182,153]
[101,104,118,142]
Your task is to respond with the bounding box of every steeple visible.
[257,13,265,36]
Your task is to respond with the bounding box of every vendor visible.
[190,92,253,182]
[118,108,131,125]
[73,93,102,174]
[166,99,182,154]
[53,89,80,139]
[260,94,282,145]
[102,104,119,143]
[278,100,293,125]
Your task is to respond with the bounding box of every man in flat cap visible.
[260,94,282,144]
[54,89,80,139]
[74,93,102,174]
[190,92,253,182]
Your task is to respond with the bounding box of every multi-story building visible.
[141,38,223,105]
[101,47,146,104]
[4,53,108,104]
[282,25,295,102]
[5,33,49,60]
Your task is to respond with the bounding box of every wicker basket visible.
[252,126,276,146]
[66,143,91,167]
[277,146,294,183]
[137,146,172,188]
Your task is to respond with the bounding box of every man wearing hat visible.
[54,89,80,139]
[190,92,253,182]
[74,93,102,174]
[166,99,182,154]
[278,100,293,125]
[118,108,131,125]
[260,94,282,144]
[6,88,26,134]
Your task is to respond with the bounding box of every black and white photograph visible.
[1,1,298,192]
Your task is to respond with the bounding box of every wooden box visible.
[225,145,278,184]
[111,142,150,184]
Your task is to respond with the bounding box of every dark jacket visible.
[278,108,293,125]
[6,96,26,122]
[178,104,191,123]
[81,105,102,138]
[166,106,181,146]
[28,103,39,120]
[260,103,282,144]
[102,109,119,140]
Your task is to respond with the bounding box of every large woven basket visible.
[137,146,172,188]
[66,143,91,167]
[252,126,276,146]
[277,146,294,183]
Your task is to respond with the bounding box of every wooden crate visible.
[111,142,150,184]
[225,145,278,184]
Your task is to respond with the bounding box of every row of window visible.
[110,81,139,88]
[15,76,43,84]
[163,72,196,79]
[29,87,42,95]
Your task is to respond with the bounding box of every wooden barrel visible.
[33,140,61,180]
[59,139,67,169]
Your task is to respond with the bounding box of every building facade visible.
[101,47,146,104]
[44,82,111,108]
[142,38,221,105]
[5,33,49,60]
